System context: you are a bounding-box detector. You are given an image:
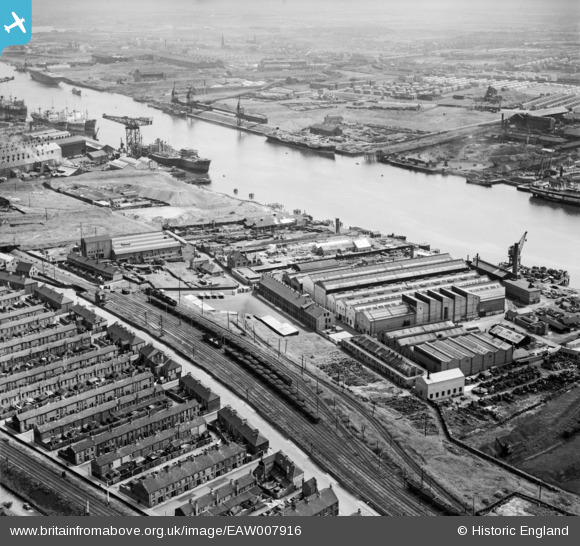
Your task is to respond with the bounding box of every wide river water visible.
[1,63,579,283]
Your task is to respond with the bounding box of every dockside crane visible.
[507,231,527,277]
[102,114,153,157]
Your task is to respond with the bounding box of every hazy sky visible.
[32,0,579,31]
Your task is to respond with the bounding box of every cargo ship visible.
[29,70,64,86]
[266,131,336,156]
[0,95,27,121]
[31,108,97,137]
[147,139,211,174]
[530,183,580,207]
[466,176,493,187]
[377,151,446,174]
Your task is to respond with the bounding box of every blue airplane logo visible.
[1,1,32,56]
[4,12,26,34]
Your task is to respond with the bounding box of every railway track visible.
[99,292,449,515]
[136,292,466,513]
[1,440,129,516]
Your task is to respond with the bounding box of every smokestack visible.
[335,218,340,234]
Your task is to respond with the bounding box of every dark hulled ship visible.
[0,96,27,121]
[147,139,211,174]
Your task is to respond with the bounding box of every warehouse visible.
[257,274,335,332]
[345,276,503,336]
[504,279,541,305]
[56,135,87,158]
[80,235,112,260]
[301,254,456,300]
[111,232,182,263]
[341,335,425,387]
[311,256,469,307]
[411,332,513,375]
[67,253,123,282]
[415,369,465,401]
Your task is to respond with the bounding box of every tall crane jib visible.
[508,231,527,277]
[102,114,153,158]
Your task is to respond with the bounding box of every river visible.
[1,63,579,283]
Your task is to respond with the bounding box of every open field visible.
[0,179,157,248]
[218,96,501,134]
[54,169,271,226]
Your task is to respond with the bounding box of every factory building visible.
[302,254,465,306]
[80,232,182,264]
[382,320,515,375]
[350,278,503,336]
[56,135,87,158]
[80,235,112,260]
[503,279,541,305]
[415,369,465,401]
[257,274,335,332]
[411,332,513,375]
[341,335,425,387]
[67,253,123,282]
[112,232,182,263]
[0,140,62,176]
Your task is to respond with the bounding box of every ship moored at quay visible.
[147,139,211,174]
[31,108,98,138]
[266,131,336,156]
[530,184,580,207]
[29,70,64,86]
[0,95,27,121]
[376,151,447,174]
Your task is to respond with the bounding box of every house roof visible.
[34,285,73,306]
[16,261,36,273]
[67,253,120,277]
[69,398,200,452]
[71,304,105,325]
[218,406,269,449]
[180,374,220,404]
[131,443,245,495]
[279,487,338,516]
[108,322,144,346]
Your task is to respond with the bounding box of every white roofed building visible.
[415,368,465,401]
